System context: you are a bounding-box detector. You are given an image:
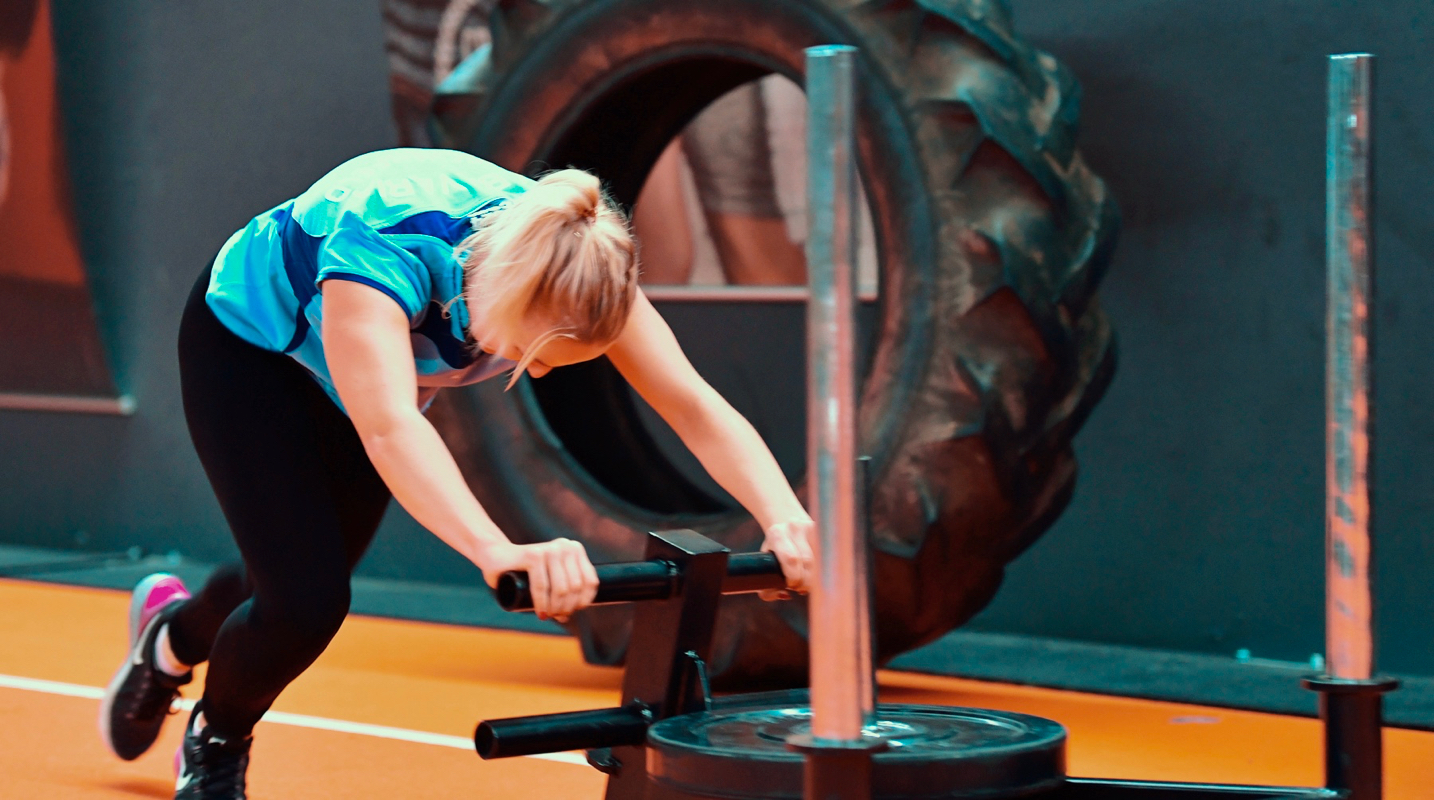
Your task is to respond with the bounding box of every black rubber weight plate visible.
[647,704,1066,799]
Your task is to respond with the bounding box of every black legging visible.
[167,265,392,738]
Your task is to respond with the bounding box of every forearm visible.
[675,394,809,529]
[358,407,507,566]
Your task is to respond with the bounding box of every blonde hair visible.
[459,169,639,386]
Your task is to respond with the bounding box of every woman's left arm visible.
[607,293,814,593]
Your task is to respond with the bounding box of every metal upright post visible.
[1325,52,1377,690]
[787,44,884,800]
[1303,52,1398,800]
[804,42,871,743]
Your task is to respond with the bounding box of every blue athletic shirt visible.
[206,148,533,412]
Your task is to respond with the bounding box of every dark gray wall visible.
[966,0,1434,675]
[1,1,1429,675]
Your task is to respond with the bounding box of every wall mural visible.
[0,0,115,399]
[379,0,877,293]
[382,0,498,149]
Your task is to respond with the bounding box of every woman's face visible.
[473,310,610,379]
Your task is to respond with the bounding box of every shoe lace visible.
[196,736,250,798]
[129,668,184,721]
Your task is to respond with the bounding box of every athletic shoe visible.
[99,573,193,760]
[175,704,251,800]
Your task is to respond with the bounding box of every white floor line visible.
[0,673,105,700]
[0,672,587,767]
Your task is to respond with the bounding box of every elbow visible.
[351,404,420,452]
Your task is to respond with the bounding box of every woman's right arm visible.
[321,278,598,620]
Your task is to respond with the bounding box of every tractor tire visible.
[428,0,1119,688]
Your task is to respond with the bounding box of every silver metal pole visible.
[1307,54,1395,800]
[805,44,873,741]
[1326,53,1375,681]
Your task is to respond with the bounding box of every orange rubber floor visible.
[1,578,1430,799]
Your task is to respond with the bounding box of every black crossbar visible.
[496,551,784,612]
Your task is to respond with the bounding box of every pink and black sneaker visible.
[98,572,193,760]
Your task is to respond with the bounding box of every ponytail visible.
[459,169,639,384]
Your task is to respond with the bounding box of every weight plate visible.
[648,703,1066,799]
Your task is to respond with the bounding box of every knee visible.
[206,563,253,609]
[259,581,351,651]
[289,586,351,644]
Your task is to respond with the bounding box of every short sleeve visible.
[314,212,432,320]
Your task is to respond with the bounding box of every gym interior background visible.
[1,0,1430,729]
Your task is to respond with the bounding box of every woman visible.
[98,148,816,800]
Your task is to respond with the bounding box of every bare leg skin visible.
[631,139,695,285]
[704,212,807,286]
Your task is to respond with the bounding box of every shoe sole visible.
[98,574,188,760]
